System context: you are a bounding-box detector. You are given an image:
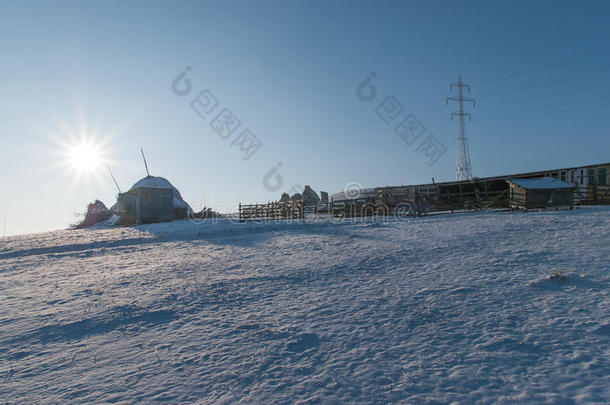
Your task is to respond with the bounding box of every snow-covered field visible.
[1,207,609,404]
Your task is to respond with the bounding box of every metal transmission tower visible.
[446,75,476,181]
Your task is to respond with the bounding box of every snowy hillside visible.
[1,207,609,404]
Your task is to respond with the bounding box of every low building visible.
[507,177,574,209]
[116,176,192,224]
[118,187,173,224]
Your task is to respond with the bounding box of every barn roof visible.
[507,177,574,190]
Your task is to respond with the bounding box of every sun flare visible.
[67,141,103,172]
[47,118,117,186]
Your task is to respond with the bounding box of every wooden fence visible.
[238,200,304,222]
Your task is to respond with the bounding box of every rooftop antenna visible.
[107,166,122,194]
[140,148,150,177]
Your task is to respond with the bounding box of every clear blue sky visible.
[1,0,609,236]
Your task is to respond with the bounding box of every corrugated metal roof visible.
[507,177,574,190]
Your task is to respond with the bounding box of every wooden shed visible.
[507,177,574,209]
[118,187,174,224]
[116,176,192,224]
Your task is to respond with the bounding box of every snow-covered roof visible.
[507,177,574,190]
[130,176,175,190]
[330,188,376,201]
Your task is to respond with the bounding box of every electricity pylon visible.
[446,75,475,181]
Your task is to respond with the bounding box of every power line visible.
[472,47,610,90]
[477,61,610,99]
[476,99,610,123]
[489,81,610,105]
[477,94,610,120]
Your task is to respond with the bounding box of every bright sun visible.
[49,121,115,182]
[67,140,103,172]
